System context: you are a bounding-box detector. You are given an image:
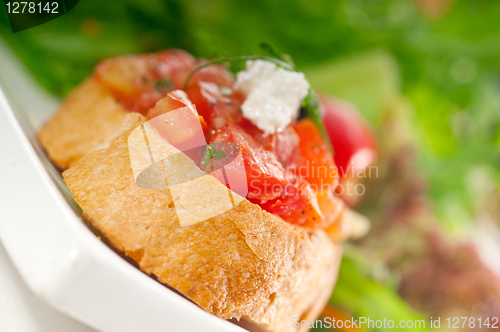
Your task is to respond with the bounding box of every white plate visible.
[0,241,98,332]
[0,39,245,332]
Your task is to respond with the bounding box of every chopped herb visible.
[201,144,226,169]
[214,150,227,159]
[219,86,232,96]
[200,145,213,167]
[154,77,173,92]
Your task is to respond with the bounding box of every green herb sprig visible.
[200,144,227,172]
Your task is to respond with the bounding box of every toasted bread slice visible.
[63,113,341,332]
[38,76,128,169]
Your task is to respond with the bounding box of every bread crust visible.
[63,113,341,332]
[38,76,128,169]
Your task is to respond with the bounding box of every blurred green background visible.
[2,0,500,330]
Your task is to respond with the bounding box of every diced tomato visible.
[233,118,340,228]
[146,90,208,150]
[183,64,235,121]
[146,90,194,119]
[210,121,322,225]
[237,117,301,168]
[156,49,197,88]
[308,189,344,230]
[95,50,196,115]
[292,118,339,191]
[210,122,287,203]
[257,176,324,226]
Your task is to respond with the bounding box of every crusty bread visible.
[38,76,128,169]
[63,113,342,332]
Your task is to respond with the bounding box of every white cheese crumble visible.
[234,60,310,135]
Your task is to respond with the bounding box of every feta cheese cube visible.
[235,60,310,135]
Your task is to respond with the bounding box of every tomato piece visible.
[210,121,321,225]
[257,176,323,226]
[291,118,339,191]
[320,96,377,178]
[234,117,301,169]
[95,50,196,115]
[210,122,286,203]
[307,189,344,229]
[146,90,193,119]
[156,49,197,88]
[183,64,235,121]
[146,90,208,151]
